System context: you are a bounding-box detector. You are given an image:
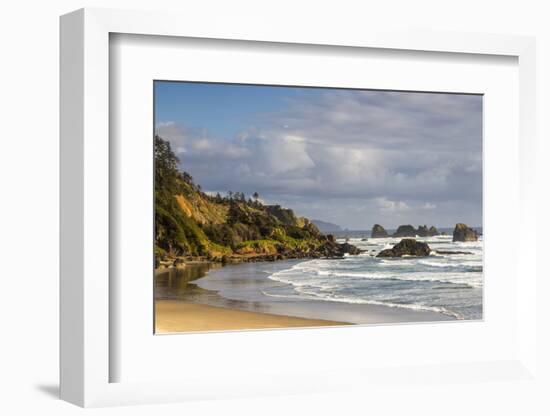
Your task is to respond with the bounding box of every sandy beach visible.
[155,300,348,333]
[155,260,456,333]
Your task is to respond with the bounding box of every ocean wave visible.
[261,288,464,319]
[262,253,482,320]
[432,284,473,290]
[418,260,481,269]
[269,268,483,288]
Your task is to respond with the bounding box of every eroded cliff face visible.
[154,135,359,267]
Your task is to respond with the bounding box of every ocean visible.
[263,233,483,320]
[166,230,483,322]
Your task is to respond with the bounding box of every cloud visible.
[155,89,482,228]
[376,197,411,213]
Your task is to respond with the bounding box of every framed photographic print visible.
[60,8,538,407]
[153,81,483,334]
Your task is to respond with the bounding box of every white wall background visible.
[0,0,548,414]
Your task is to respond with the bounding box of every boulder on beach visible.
[452,223,478,242]
[392,225,417,237]
[371,224,389,238]
[377,239,432,257]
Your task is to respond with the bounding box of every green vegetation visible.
[154,135,327,267]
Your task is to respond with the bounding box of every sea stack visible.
[452,223,478,242]
[418,225,439,237]
[393,224,417,237]
[371,224,389,238]
[377,239,431,257]
[417,225,429,237]
[428,226,439,236]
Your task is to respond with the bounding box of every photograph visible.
[153,81,483,333]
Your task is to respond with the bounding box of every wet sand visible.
[155,300,348,333]
[155,261,454,333]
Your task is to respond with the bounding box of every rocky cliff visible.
[312,219,343,232]
[154,136,359,267]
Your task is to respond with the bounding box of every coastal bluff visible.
[154,135,360,268]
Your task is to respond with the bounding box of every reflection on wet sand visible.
[154,261,451,331]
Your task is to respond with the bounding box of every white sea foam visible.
[271,269,482,288]
[261,288,465,319]
[265,242,483,319]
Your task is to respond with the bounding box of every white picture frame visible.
[60,7,538,407]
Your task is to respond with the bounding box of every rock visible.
[318,239,361,257]
[371,224,389,238]
[377,239,431,257]
[417,225,439,237]
[417,225,429,237]
[326,234,336,243]
[340,242,362,255]
[174,258,186,267]
[452,223,478,242]
[393,225,417,237]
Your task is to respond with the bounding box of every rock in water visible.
[417,225,429,237]
[428,226,439,236]
[318,236,361,257]
[377,239,431,257]
[452,223,478,242]
[393,225,417,237]
[340,242,362,255]
[371,224,389,238]
[418,225,439,237]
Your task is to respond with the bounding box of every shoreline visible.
[155,300,349,333]
[155,259,456,332]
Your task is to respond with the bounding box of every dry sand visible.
[155,300,349,333]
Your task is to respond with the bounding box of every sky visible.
[154,81,483,230]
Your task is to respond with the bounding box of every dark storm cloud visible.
[155,90,482,229]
